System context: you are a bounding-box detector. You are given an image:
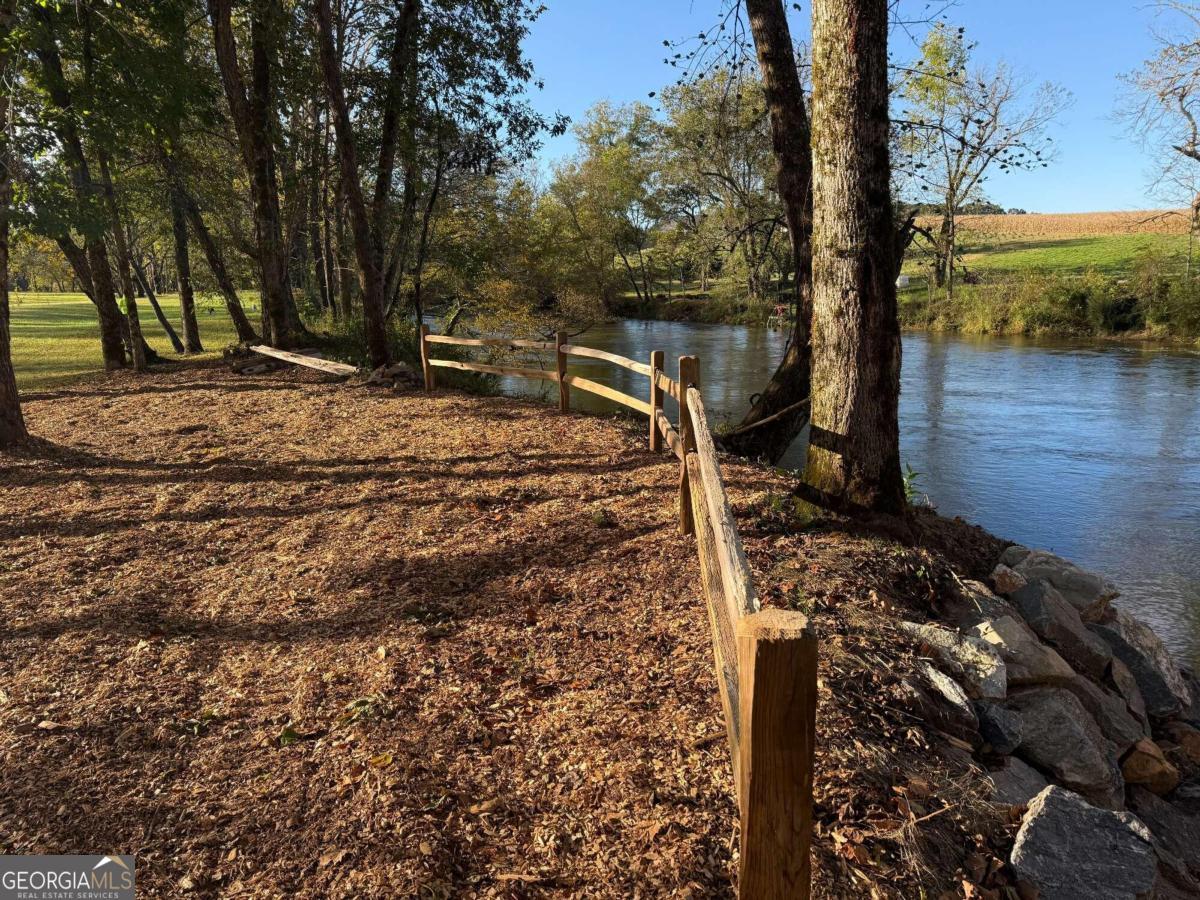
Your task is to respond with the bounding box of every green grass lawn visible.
[9,292,258,390]
[957,233,1191,276]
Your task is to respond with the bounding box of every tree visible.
[658,72,782,305]
[552,102,664,306]
[26,5,129,370]
[717,0,815,461]
[312,0,413,369]
[805,0,904,513]
[1121,1,1200,233]
[208,0,305,349]
[0,0,27,448]
[898,24,1068,297]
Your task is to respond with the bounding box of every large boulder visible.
[976,700,1023,755]
[896,663,980,744]
[1110,658,1150,729]
[970,616,1074,687]
[1008,687,1124,809]
[1122,739,1181,797]
[1062,674,1146,755]
[1010,786,1158,900]
[1181,667,1200,728]
[1089,610,1193,719]
[1128,786,1200,879]
[1012,550,1118,622]
[1001,544,1032,568]
[942,579,1022,632]
[1163,721,1200,766]
[898,621,1006,700]
[1009,580,1113,679]
[988,756,1049,806]
[991,563,1028,595]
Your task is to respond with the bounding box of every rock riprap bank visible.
[901,545,1200,898]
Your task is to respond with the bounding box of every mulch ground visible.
[1,361,1010,898]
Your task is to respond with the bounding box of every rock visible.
[1009,581,1112,679]
[1122,739,1181,796]
[1181,668,1200,728]
[1089,610,1192,719]
[1163,722,1200,765]
[943,580,1023,632]
[992,563,1028,595]
[1110,658,1151,729]
[1002,544,1033,568]
[897,667,979,744]
[989,757,1050,806]
[907,662,980,742]
[1012,549,1119,622]
[971,616,1075,686]
[1008,687,1124,808]
[1128,786,1200,878]
[1062,675,1146,755]
[1010,786,1158,900]
[899,621,1006,700]
[1175,778,1200,814]
[976,701,1023,754]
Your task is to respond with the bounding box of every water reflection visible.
[500,321,1200,666]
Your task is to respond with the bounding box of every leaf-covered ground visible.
[1,362,1010,898]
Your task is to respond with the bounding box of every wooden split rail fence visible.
[420,326,817,899]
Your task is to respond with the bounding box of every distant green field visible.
[9,292,255,390]
[957,233,1190,276]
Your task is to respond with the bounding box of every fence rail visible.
[418,325,816,899]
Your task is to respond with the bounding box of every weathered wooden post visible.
[419,324,434,392]
[737,609,817,900]
[649,349,664,452]
[677,355,699,535]
[556,330,569,412]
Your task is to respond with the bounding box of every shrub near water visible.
[904,258,1200,340]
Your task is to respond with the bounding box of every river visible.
[498,319,1200,668]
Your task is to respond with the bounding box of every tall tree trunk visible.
[160,149,257,343]
[309,106,332,314]
[335,185,353,318]
[170,187,203,351]
[208,0,301,348]
[0,0,27,448]
[314,0,390,368]
[98,152,146,371]
[719,0,814,462]
[131,255,186,353]
[804,0,904,514]
[31,8,126,370]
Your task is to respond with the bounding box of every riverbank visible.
[0,360,1033,897]
[608,287,1200,344]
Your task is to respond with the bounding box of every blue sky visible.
[524,1,1169,213]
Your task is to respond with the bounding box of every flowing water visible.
[497,320,1200,668]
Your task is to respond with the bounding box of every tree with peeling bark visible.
[0,0,26,448]
[805,0,904,514]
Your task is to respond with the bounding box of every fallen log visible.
[248,345,359,377]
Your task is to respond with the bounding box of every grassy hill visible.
[900,210,1200,339]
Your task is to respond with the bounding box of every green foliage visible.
[903,464,924,505]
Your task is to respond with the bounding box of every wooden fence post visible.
[419,324,434,392]
[678,355,699,536]
[649,349,664,452]
[737,609,817,900]
[556,331,569,412]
